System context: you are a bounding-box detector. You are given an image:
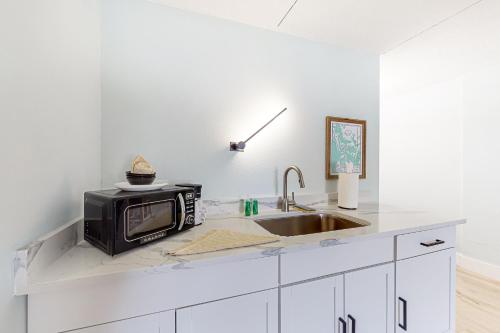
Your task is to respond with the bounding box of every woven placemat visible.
[168,229,279,256]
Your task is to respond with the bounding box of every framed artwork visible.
[325,117,366,179]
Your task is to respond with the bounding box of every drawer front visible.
[280,237,394,285]
[396,227,456,260]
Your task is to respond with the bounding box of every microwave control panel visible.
[185,192,195,225]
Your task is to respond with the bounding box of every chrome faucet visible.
[282,166,305,212]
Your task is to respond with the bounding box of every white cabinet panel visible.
[281,275,344,333]
[280,237,393,284]
[159,310,176,333]
[72,311,174,333]
[344,263,395,333]
[176,289,278,333]
[29,256,278,333]
[397,227,455,260]
[396,249,456,333]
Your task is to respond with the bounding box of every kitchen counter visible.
[15,200,465,295]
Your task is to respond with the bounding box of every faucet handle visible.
[289,192,296,206]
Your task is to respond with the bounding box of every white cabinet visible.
[281,275,344,333]
[72,311,175,333]
[176,289,278,333]
[281,263,394,333]
[26,225,459,333]
[344,263,394,333]
[159,311,176,333]
[396,248,456,333]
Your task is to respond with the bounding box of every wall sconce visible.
[230,107,288,152]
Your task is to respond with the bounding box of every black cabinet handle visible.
[339,317,347,333]
[420,239,445,247]
[347,315,356,333]
[398,297,408,331]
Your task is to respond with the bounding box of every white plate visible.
[114,182,168,192]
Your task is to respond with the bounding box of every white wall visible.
[0,0,101,332]
[101,0,380,200]
[381,0,500,266]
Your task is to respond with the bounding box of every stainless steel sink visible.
[254,213,366,236]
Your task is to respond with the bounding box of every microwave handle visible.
[177,193,186,230]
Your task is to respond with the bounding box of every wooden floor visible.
[457,267,500,332]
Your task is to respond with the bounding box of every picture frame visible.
[325,117,366,179]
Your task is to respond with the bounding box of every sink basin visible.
[254,213,366,236]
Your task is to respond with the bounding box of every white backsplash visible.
[203,192,337,217]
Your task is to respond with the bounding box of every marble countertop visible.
[15,201,465,295]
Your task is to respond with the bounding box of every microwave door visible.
[125,200,175,241]
[128,207,157,235]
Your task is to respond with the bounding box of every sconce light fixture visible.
[230,107,288,152]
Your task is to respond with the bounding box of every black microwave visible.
[84,186,195,256]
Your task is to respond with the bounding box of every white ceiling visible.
[149,0,481,53]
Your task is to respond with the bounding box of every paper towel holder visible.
[338,173,360,210]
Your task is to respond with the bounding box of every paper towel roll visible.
[338,173,359,209]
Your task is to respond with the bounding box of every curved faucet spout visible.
[282,165,305,212]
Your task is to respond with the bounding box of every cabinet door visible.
[396,249,456,333]
[281,275,344,333]
[159,310,176,333]
[176,289,278,333]
[344,263,395,333]
[72,311,174,333]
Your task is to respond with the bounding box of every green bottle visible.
[245,199,252,217]
[252,199,259,215]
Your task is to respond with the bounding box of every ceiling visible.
[148,0,481,53]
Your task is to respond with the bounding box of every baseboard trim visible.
[457,253,500,281]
